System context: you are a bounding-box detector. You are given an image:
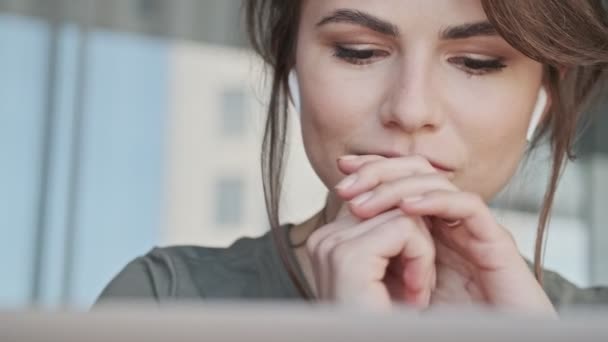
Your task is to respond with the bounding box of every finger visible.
[306,203,357,297]
[403,194,523,279]
[429,216,478,263]
[419,220,437,305]
[399,190,507,242]
[335,201,354,220]
[326,208,405,244]
[309,203,359,251]
[421,266,436,308]
[307,208,401,298]
[349,174,458,219]
[335,155,437,198]
[311,208,404,261]
[336,155,386,174]
[432,234,476,279]
[403,222,437,309]
[345,215,435,308]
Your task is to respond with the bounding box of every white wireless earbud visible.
[526,86,548,142]
[288,70,301,114]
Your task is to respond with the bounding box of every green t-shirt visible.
[96,225,608,310]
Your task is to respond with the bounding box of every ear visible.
[539,83,553,123]
[526,86,550,142]
[288,69,301,114]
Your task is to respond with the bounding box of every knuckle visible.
[411,219,434,245]
[378,217,411,239]
[357,164,379,183]
[304,242,315,257]
[465,192,484,206]
[315,235,334,257]
[326,233,345,246]
[411,154,433,168]
[473,192,484,204]
[416,175,442,190]
[499,226,517,245]
[305,232,321,254]
[427,173,450,186]
[412,215,430,230]
[329,242,355,266]
[306,227,332,255]
[373,181,390,195]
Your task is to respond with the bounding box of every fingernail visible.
[442,219,462,228]
[351,191,374,206]
[402,196,425,204]
[338,155,359,162]
[335,174,358,190]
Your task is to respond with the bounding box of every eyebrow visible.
[316,9,399,36]
[316,9,498,40]
[439,21,498,40]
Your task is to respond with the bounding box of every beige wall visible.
[163,42,326,247]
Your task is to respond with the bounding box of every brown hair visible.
[245,0,608,298]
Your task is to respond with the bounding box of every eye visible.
[333,45,389,65]
[448,56,507,76]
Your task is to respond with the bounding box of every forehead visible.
[300,0,489,34]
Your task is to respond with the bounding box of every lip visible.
[354,150,455,173]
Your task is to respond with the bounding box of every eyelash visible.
[333,45,507,75]
[447,56,507,76]
[333,46,389,65]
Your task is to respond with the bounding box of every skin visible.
[288,0,555,315]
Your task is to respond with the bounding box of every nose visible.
[380,64,443,134]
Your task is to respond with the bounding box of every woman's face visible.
[294,0,545,203]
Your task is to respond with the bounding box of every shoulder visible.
[95,231,294,305]
[541,267,608,310]
[519,259,608,310]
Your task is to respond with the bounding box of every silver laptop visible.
[2,303,608,342]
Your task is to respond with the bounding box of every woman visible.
[97,0,608,313]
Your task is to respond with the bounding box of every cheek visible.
[298,70,384,139]
[296,64,388,185]
[447,78,538,199]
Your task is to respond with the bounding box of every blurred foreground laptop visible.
[2,303,608,342]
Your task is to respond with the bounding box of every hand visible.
[334,154,556,316]
[306,200,436,310]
